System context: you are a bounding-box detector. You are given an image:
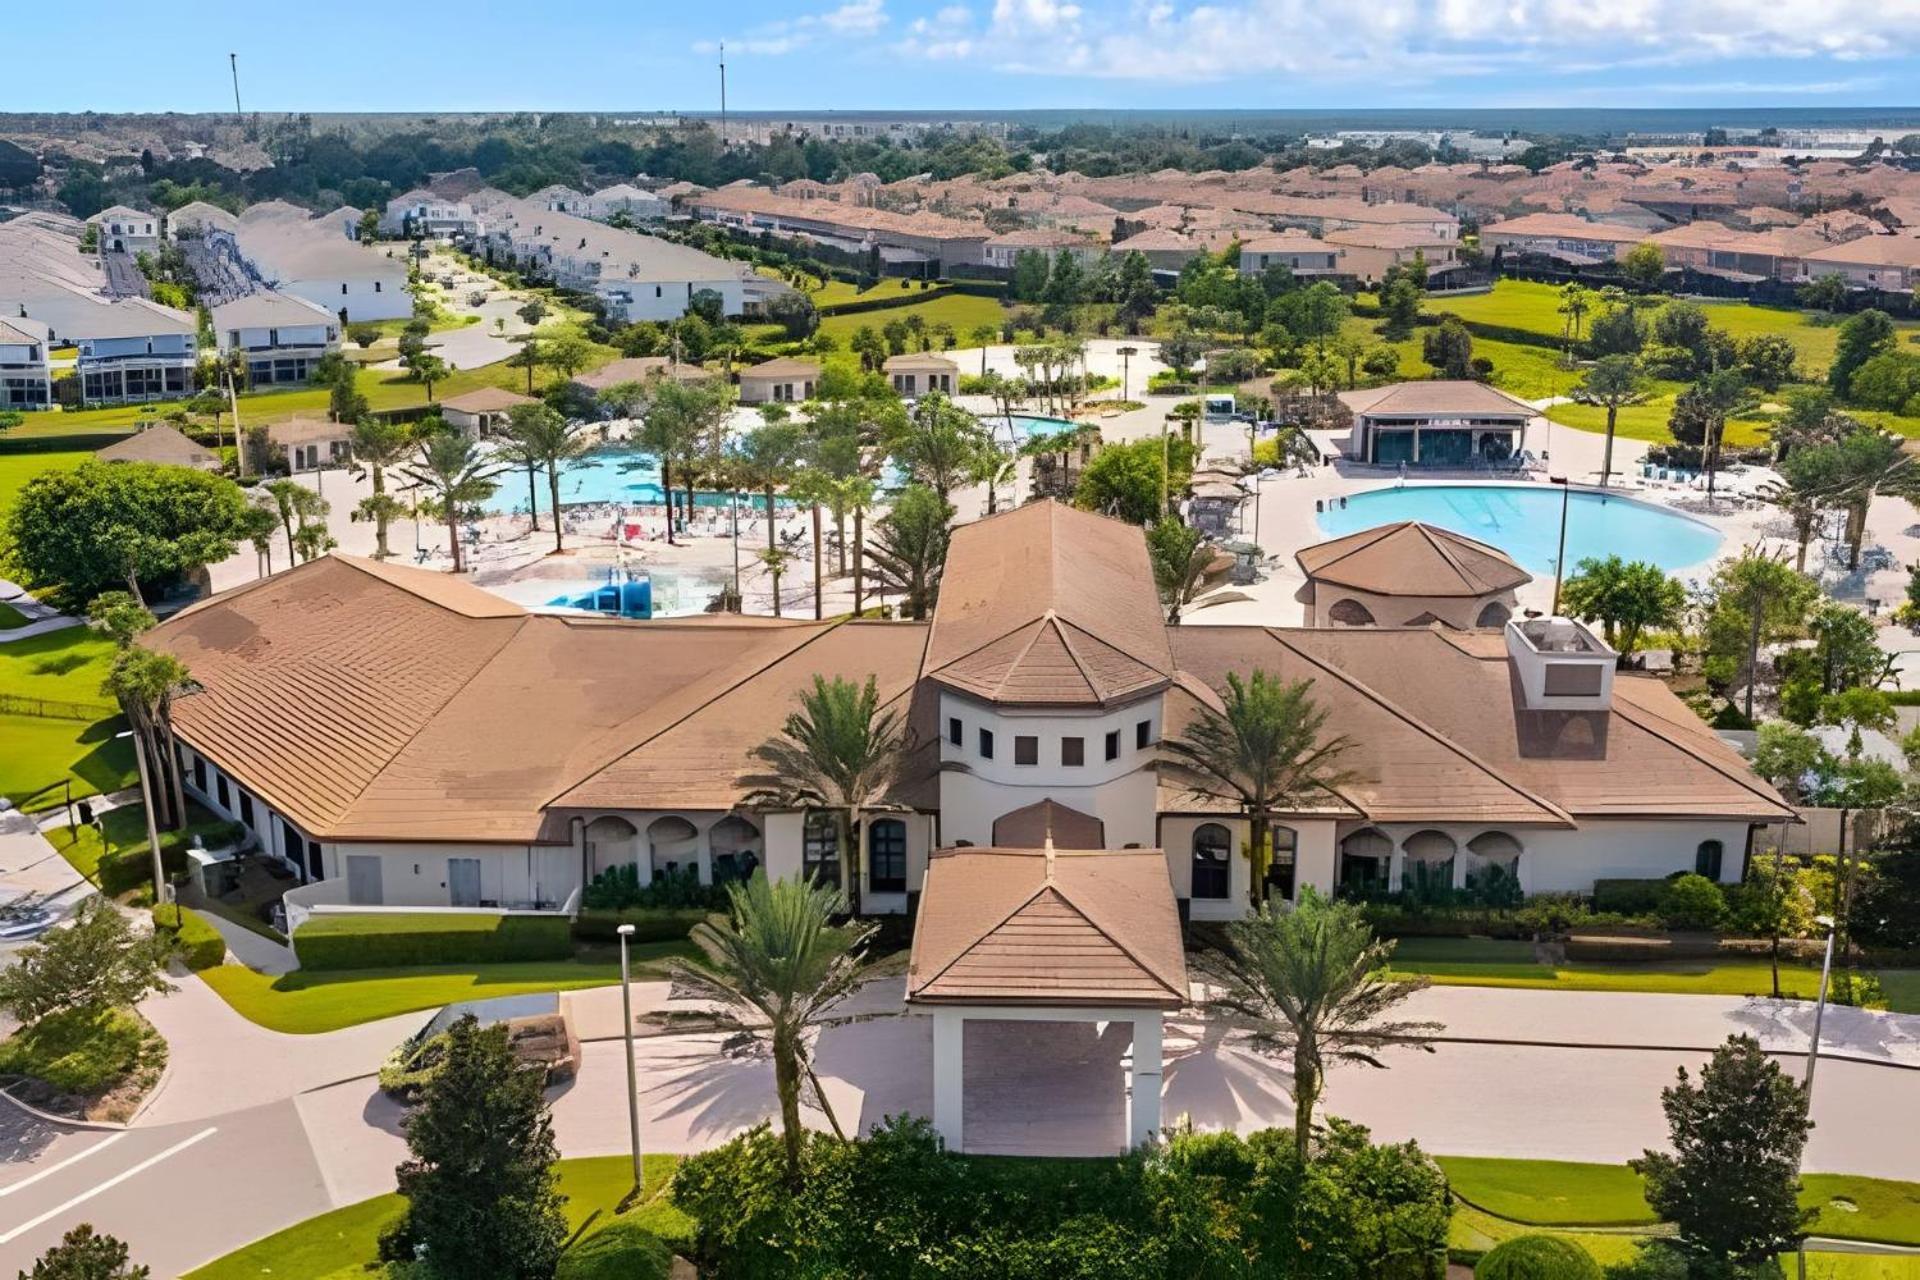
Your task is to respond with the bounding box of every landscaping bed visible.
[0,1005,166,1123]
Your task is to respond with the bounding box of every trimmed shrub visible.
[582,864,729,912]
[1475,1234,1601,1280]
[151,905,227,970]
[1592,879,1670,916]
[0,1006,165,1096]
[294,913,572,970]
[556,1220,675,1280]
[1658,874,1728,931]
[572,907,711,945]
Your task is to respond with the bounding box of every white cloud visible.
[697,0,891,57]
[822,0,890,34]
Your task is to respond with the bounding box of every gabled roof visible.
[992,798,1104,849]
[907,847,1187,1007]
[1296,521,1531,597]
[925,501,1172,708]
[1341,380,1538,418]
[439,386,537,414]
[210,289,335,329]
[95,424,219,470]
[740,357,820,379]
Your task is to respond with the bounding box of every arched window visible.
[1466,831,1523,900]
[710,814,761,883]
[647,815,699,877]
[584,815,639,878]
[803,812,841,887]
[1695,840,1724,881]
[1475,600,1512,628]
[1266,825,1299,902]
[1327,598,1376,627]
[1339,827,1392,896]
[869,818,908,893]
[1402,829,1457,896]
[1192,823,1232,900]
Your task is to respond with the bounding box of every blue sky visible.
[11,0,1920,112]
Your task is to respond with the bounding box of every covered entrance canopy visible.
[907,844,1188,1153]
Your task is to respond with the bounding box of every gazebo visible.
[906,843,1188,1153]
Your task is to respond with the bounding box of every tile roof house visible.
[95,423,221,470]
[148,497,1788,972]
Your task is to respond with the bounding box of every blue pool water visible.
[1315,484,1724,576]
[484,446,792,516]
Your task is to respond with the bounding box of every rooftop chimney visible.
[1505,617,1615,712]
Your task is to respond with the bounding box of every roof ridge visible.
[1050,875,1185,1001]
[1262,629,1575,826]
[1043,615,1106,700]
[1415,523,1482,593]
[915,877,1052,995]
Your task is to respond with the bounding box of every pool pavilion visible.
[1341,381,1539,467]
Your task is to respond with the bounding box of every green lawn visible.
[0,623,135,809]
[1382,937,1919,1010]
[46,798,224,893]
[814,291,1011,348]
[185,1153,689,1280]
[196,940,695,1034]
[0,601,27,629]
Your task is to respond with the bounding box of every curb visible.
[0,1084,129,1133]
[1410,1033,1920,1072]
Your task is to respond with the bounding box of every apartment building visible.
[1794,235,1920,292]
[688,187,990,272]
[0,317,52,411]
[232,206,410,324]
[1479,214,1648,264]
[378,190,482,240]
[983,228,1106,270]
[87,205,161,255]
[1323,224,1464,284]
[73,298,198,405]
[211,290,342,387]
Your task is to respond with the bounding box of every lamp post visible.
[1798,912,1838,1280]
[616,923,645,1194]
[1549,475,1571,615]
[1116,345,1137,402]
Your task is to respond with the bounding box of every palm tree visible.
[239,503,280,576]
[638,378,735,547]
[1198,890,1440,1163]
[841,475,877,617]
[968,323,998,375]
[865,484,951,620]
[788,467,835,621]
[668,873,875,1183]
[732,420,806,554]
[87,593,186,831]
[1161,672,1358,908]
[1579,355,1645,488]
[349,418,415,558]
[889,395,986,503]
[744,675,908,918]
[757,546,794,617]
[405,352,449,401]
[968,438,1018,516]
[504,403,594,554]
[1557,282,1591,364]
[510,336,543,394]
[260,479,331,566]
[1147,518,1213,625]
[402,433,503,573]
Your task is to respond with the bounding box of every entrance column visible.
[932,1007,964,1151]
[1127,1012,1164,1148]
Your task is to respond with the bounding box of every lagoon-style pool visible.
[1315,484,1725,576]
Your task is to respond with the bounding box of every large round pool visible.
[1315,484,1724,576]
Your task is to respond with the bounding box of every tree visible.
[668,874,875,1183]
[1559,557,1685,656]
[1586,303,1645,357]
[1739,333,1798,392]
[6,462,249,602]
[1632,1035,1814,1271]
[765,290,818,341]
[1199,890,1438,1163]
[743,675,907,918]
[260,479,330,566]
[756,545,794,616]
[503,403,593,554]
[638,377,735,546]
[1360,344,1400,382]
[311,352,369,424]
[1579,355,1646,487]
[1852,819,1920,951]
[1668,369,1747,498]
[888,393,986,503]
[848,325,887,373]
[1158,332,1205,379]
[730,420,806,554]
[401,433,502,573]
[1702,551,1820,720]
[864,484,951,620]
[1421,318,1474,380]
[1652,301,1712,371]
[508,336,543,393]
[1075,435,1188,525]
[1162,672,1357,908]
[1377,274,1422,340]
[404,352,448,401]
[1783,424,1913,570]
[349,418,414,560]
[1556,283,1591,362]
[1798,273,1849,317]
[515,298,548,328]
[0,898,172,1025]
[17,1225,150,1280]
[386,1016,567,1280]
[1621,240,1666,289]
[1010,248,1051,302]
[1830,308,1895,397]
[1147,517,1213,625]
[541,331,595,384]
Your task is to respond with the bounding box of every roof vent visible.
[1506,618,1615,711]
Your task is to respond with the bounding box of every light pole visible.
[616,923,645,1194]
[1549,476,1571,615]
[1117,345,1137,402]
[1799,912,1838,1280]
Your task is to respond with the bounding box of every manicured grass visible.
[47,800,226,899]
[0,601,27,629]
[196,940,695,1034]
[814,291,1011,348]
[0,713,133,810]
[0,622,121,703]
[0,450,87,523]
[0,1006,165,1096]
[184,1153,689,1280]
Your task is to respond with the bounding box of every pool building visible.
[1296,520,1530,629]
[1342,381,1539,467]
[145,500,1789,946]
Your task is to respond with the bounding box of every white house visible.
[72,298,198,405]
[146,501,1790,932]
[587,184,669,222]
[1237,233,1344,276]
[0,317,52,411]
[87,206,161,255]
[884,352,958,397]
[378,190,482,240]
[211,290,341,387]
[232,207,410,324]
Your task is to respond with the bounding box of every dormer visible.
[1506,617,1614,711]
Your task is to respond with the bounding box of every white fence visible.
[283,879,581,939]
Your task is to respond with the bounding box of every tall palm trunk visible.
[547,463,564,553]
[765,486,778,553]
[372,464,393,558]
[525,461,541,532]
[1249,811,1271,909]
[1292,1044,1321,1163]
[772,1030,806,1184]
[1601,407,1618,488]
[445,509,463,572]
[842,806,864,918]
[661,458,676,546]
[156,701,188,834]
[852,507,865,617]
[812,506,824,620]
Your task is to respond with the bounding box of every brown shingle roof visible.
[1296,521,1531,597]
[95,424,219,470]
[991,798,1105,849]
[908,847,1187,1007]
[925,501,1171,707]
[1340,381,1538,418]
[439,387,538,414]
[740,357,821,379]
[573,357,716,391]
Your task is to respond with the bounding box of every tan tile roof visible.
[740,357,820,379]
[991,798,1105,849]
[439,387,538,414]
[1481,214,1647,244]
[883,352,960,371]
[907,847,1187,1007]
[266,417,353,446]
[573,357,715,390]
[95,424,219,469]
[925,501,1172,707]
[1296,521,1530,597]
[1340,381,1538,418]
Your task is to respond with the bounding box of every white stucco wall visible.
[323,841,574,909]
[762,809,935,913]
[1306,581,1518,630]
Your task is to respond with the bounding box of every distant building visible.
[96,423,221,471]
[0,317,51,411]
[738,357,819,404]
[440,386,539,436]
[378,190,482,240]
[211,290,341,387]
[884,352,958,397]
[87,205,160,255]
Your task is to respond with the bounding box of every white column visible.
[1128,1012,1164,1148]
[932,1007,965,1152]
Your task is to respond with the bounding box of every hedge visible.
[152,904,227,971]
[573,906,711,945]
[815,283,955,318]
[1591,878,1671,916]
[1475,1235,1601,1280]
[293,913,574,970]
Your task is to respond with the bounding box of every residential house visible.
[268,417,354,472]
[232,206,410,323]
[73,298,198,405]
[983,228,1106,270]
[1294,522,1530,629]
[738,357,819,404]
[440,386,538,436]
[885,352,958,397]
[378,190,482,240]
[87,205,160,255]
[587,185,669,222]
[0,317,51,411]
[1792,234,1920,292]
[1237,234,1344,277]
[688,187,990,273]
[211,290,342,387]
[1339,381,1539,467]
[1322,225,1463,284]
[95,423,221,471]
[144,501,1789,935]
[1479,214,1648,265]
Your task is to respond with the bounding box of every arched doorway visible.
[709,814,762,883]
[584,815,639,880]
[1401,830,1457,896]
[1466,831,1523,899]
[1191,823,1232,901]
[647,815,700,879]
[1338,827,1392,896]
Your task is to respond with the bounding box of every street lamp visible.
[616,923,645,1194]
[1548,476,1571,615]
[1799,912,1838,1280]
[1116,345,1138,402]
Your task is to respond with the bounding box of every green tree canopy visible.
[1559,556,1684,656]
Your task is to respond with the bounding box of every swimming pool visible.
[1315,484,1724,576]
[482,445,793,517]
